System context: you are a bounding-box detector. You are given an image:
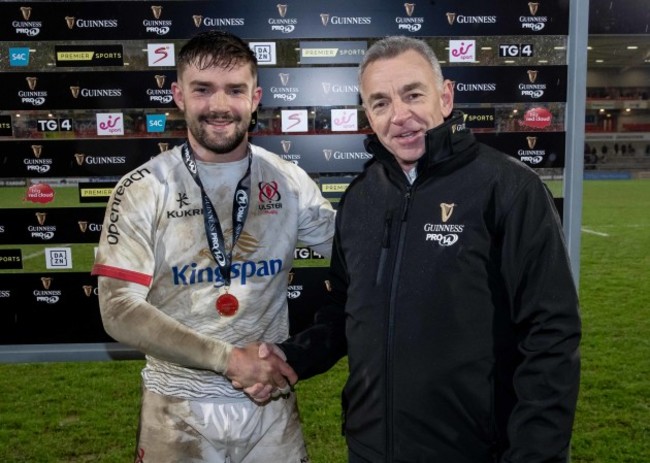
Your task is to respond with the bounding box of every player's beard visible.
[188,112,250,154]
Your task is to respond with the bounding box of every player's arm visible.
[279,222,348,380]
[294,164,336,259]
[97,275,296,389]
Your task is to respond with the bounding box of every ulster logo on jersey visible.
[258,181,283,214]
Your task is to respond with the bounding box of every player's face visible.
[172,61,262,161]
[361,50,454,172]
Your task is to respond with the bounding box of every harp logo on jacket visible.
[423,203,464,247]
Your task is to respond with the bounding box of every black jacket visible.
[282,113,581,462]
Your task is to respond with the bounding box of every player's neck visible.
[189,139,249,164]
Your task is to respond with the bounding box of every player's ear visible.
[172,81,185,112]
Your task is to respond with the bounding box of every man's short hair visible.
[177,30,258,82]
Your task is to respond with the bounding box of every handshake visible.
[226,342,296,403]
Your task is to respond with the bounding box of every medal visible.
[216,292,239,317]
[181,141,252,318]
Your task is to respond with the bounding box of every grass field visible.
[0,179,649,462]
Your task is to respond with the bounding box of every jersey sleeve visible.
[91,167,158,286]
[293,166,336,258]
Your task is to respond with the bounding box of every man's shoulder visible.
[114,145,184,190]
[250,143,309,179]
[476,143,540,180]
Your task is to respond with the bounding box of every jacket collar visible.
[364,110,476,180]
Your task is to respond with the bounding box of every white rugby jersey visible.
[92,144,335,399]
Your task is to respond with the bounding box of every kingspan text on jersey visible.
[172,259,283,287]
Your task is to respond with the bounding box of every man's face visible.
[361,50,454,171]
[172,60,262,160]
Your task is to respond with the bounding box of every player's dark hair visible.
[177,30,258,82]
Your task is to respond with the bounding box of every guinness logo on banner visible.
[83,285,94,297]
[404,3,415,17]
[41,277,53,290]
[31,145,43,158]
[151,5,163,20]
[279,73,290,86]
[323,149,333,161]
[288,271,294,285]
[441,203,455,222]
[20,6,32,20]
[527,70,538,83]
[158,142,169,152]
[65,16,75,29]
[321,82,331,94]
[26,76,38,91]
[78,221,88,233]
[320,14,330,26]
[277,4,288,18]
[155,74,166,88]
[74,153,85,166]
[70,86,80,98]
[192,15,203,28]
[281,140,292,153]
[528,2,539,15]
[36,212,47,225]
[446,12,456,25]
[527,136,538,149]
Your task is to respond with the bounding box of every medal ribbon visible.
[181,141,251,288]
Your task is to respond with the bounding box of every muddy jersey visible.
[92,144,335,399]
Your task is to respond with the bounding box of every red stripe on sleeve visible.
[91,264,153,287]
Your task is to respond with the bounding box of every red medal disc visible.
[216,293,239,316]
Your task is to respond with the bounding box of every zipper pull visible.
[382,211,392,248]
[401,187,412,222]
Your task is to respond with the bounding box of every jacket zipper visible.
[386,185,412,461]
[376,211,393,286]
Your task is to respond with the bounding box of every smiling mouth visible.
[394,130,422,141]
[205,118,233,125]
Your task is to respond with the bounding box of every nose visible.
[390,99,410,125]
[210,90,229,111]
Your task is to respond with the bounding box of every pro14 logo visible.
[499,44,534,58]
[37,118,73,132]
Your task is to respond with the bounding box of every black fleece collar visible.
[363,110,477,181]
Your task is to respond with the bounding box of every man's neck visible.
[189,139,249,163]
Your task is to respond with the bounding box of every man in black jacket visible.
[255,36,581,462]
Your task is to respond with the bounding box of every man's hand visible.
[226,342,296,402]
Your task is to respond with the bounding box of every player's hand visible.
[226,342,296,401]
